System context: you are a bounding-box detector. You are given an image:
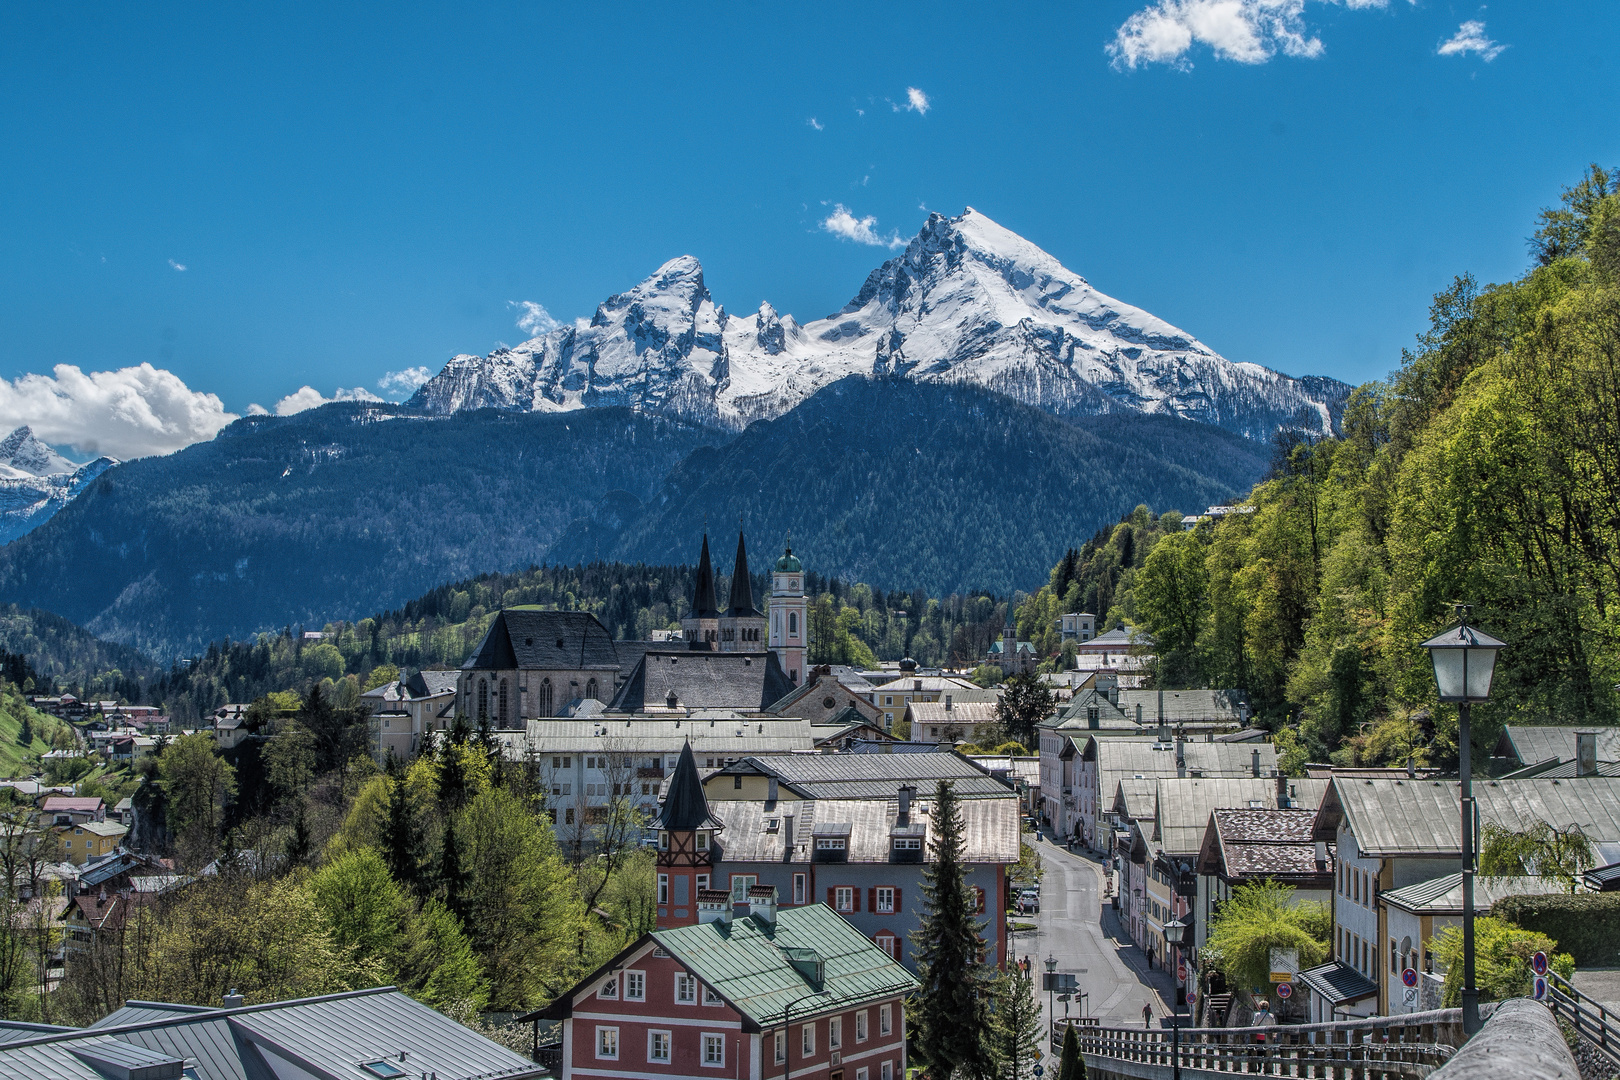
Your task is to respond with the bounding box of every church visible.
[681,528,808,687]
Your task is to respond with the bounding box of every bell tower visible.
[654,742,718,928]
[769,538,808,685]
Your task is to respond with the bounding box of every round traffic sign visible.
[1276,982,1292,1000]
[1532,951,1549,976]
[1034,1067,1045,1077]
[1178,961,1186,981]
[1401,967,1418,988]
[1187,990,1198,1004]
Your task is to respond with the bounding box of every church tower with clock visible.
[769,539,808,685]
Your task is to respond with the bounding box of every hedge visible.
[1492,892,1620,966]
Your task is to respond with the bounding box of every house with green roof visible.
[538,892,916,1080]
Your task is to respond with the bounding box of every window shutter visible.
[853,888,861,912]
[894,887,902,913]
[827,887,835,906]
[868,888,877,913]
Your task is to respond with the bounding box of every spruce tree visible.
[1057,1024,1085,1080]
[437,715,472,812]
[911,779,996,1078]
[990,966,1045,1080]
[285,799,312,867]
[16,714,31,747]
[382,753,422,891]
[439,817,469,921]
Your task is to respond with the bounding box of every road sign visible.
[1275,982,1293,1000]
[1401,967,1418,988]
[1534,976,1549,1001]
[1532,951,1549,976]
[1034,1067,1045,1077]
[1402,988,1418,1007]
[1187,990,1198,1005]
[1178,961,1187,981]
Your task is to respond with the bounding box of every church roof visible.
[727,531,763,618]
[609,650,797,713]
[775,542,802,574]
[656,742,720,831]
[689,534,721,618]
[461,609,622,672]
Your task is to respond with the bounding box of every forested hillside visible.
[1018,165,1620,770]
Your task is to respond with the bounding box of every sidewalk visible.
[1099,901,1181,1020]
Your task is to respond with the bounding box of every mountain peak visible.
[0,426,79,478]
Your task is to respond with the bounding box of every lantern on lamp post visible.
[1162,918,1190,1080]
[1419,607,1506,1037]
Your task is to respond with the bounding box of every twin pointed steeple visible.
[690,533,721,618]
[688,527,761,619]
[727,530,762,618]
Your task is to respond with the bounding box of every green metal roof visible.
[652,904,917,1026]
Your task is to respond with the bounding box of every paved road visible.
[1009,832,1179,1060]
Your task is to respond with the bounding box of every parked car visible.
[1016,889,1040,914]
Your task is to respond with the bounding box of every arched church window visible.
[498,679,509,725]
[477,679,488,720]
[539,678,554,718]
[586,678,598,701]
[788,612,797,634]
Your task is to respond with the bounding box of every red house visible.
[538,891,917,1080]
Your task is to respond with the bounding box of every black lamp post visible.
[1163,917,1189,1080]
[1419,607,1506,1037]
[1044,952,1058,1048]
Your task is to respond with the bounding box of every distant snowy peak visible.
[0,426,79,480]
[409,208,1348,439]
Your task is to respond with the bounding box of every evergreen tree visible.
[911,779,995,1078]
[437,716,472,812]
[990,966,1045,1080]
[15,715,30,747]
[285,799,312,867]
[381,753,422,892]
[439,817,469,921]
[1057,1024,1085,1080]
[995,672,1055,748]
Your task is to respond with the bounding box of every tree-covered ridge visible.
[1022,165,1620,770]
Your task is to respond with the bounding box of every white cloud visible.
[1438,20,1505,61]
[819,204,906,250]
[0,363,236,459]
[1108,0,1396,70]
[167,259,187,272]
[807,117,824,131]
[378,366,433,397]
[273,385,383,417]
[246,403,269,416]
[508,300,561,338]
[904,87,931,114]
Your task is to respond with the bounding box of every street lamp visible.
[1045,953,1058,1051]
[1163,918,1189,1080]
[1420,607,1506,1037]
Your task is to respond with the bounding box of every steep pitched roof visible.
[727,531,762,617]
[1495,726,1620,767]
[462,609,621,672]
[609,650,795,713]
[690,533,721,618]
[656,742,719,831]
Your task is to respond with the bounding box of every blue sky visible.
[0,1,1615,458]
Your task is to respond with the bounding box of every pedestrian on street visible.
[1143,1003,1153,1028]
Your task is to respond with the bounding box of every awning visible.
[1297,961,1378,1006]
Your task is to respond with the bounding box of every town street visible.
[1011,833,1180,1059]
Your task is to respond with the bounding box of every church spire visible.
[727,528,762,617]
[690,533,720,618]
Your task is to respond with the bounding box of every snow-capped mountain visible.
[0,427,117,545]
[409,208,1348,439]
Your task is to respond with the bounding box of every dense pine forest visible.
[1016,165,1620,770]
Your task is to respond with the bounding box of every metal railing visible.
[1054,1012,1463,1078]
[1546,971,1620,1066]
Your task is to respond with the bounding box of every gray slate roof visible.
[710,793,1020,865]
[496,717,813,755]
[0,988,540,1080]
[716,752,1012,800]
[1117,689,1247,725]
[1298,961,1378,1005]
[463,608,622,672]
[1152,777,1292,856]
[1381,873,1565,915]
[609,650,795,713]
[1317,777,1620,857]
[1495,726,1620,766]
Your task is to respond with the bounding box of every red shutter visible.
[868,888,877,913]
[827,887,835,907]
[853,888,861,912]
[894,887,902,913]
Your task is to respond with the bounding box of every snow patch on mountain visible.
[0,427,118,544]
[409,209,1348,440]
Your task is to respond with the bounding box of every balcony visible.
[637,767,665,779]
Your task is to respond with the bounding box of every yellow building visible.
[57,820,128,865]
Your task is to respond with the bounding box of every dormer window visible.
[696,831,709,851]
[658,831,669,850]
[893,837,922,850]
[815,838,846,851]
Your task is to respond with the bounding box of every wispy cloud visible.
[904,87,930,114]
[0,363,236,459]
[807,117,824,131]
[1438,20,1505,61]
[273,385,383,417]
[378,367,433,398]
[1108,0,1397,70]
[508,300,561,338]
[819,204,906,250]
[167,259,187,272]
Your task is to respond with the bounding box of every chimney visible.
[944,694,953,712]
[1314,841,1329,871]
[749,884,778,925]
[783,807,795,851]
[223,989,244,1008]
[767,777,779,805]
[1135,703,1143,726]
[1157,689,1165,726]
[698,889,733,925]
[898,784,915,824]
[914,679,922,692]
[1251,748,1261,778]
[1276,773,1289,806]
[1406,755,1417,779]
[1175,737,1186,777]
[1578,732,1599,777]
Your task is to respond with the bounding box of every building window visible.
[816,838,847,852]
[705,984,724,1006]
[882,1061,894,1080]
[857,1069,869,1080]
[676,973,697,1003]
[856,1009,868,1042]
[703,1032,725,1067]
[586,678,598,701]
[648,1030,671,1062]
[731,874,757,902]
[697,873,710,891]
[624,971,645,1001]
[775,1029,787,1064]
[539,678,554,718]
[498,678,508,724]
[875,933,898,960]
[829,1016,842,1050]
[835,887,854,912]
[880,1003,892,1036]
[789,612,798,635]
[598,975,618,999]
[658,874,669,904]
[477,679,488,719]
[794,873,807,904]
[596,1027,618,1060]
[802,1023,815,1056]
[876,887,895,913]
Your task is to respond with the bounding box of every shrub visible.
[1493,892,1620,967]
[1432,916,1573,1005]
